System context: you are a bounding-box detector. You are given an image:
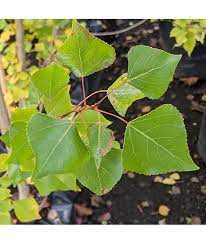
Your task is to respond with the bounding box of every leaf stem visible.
[95,108,128,125]
[57,89,107,119]
[81,77,86,106]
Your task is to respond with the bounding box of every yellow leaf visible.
[4,91,13,105]
[158,205,170,217]
[0,31,11,43]
[169,173,180,181]
[0,154,10,173]
[1,56,9,69]
[47,35,53,42]
[54,39,63,48]
[65,27,72,36]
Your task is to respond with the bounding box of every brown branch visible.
[15,20,26,70]
[58,90,107,119]
[15,19,30,199]
[81,77,86,106]
[0,57,10,134]
[95,108,128,125]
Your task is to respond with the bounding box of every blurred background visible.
[1,19,206,224]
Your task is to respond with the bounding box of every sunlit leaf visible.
[14,198,41,222]
[122,104,199,175]
[57,19,116,77]
[27,113,89,179]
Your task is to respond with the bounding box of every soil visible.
[72,19,206,224]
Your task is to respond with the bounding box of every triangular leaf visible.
[77,148,123,196]
[128,45,181,99]
[27,113,89,179]
[31,62,72,116]
[122,104,199,175]
[57,20,116,77]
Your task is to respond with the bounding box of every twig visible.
[95,108,128,125]
[81,77,86,106]
[58,90,107,119]
[91,19,148,37]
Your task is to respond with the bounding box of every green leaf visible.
[4,108,37,165]
[7,121,34,164]
[31,62,72,116]
[0,176,12,188]
[75,109,111,136]
[8,164,30,186]
[0,154,10,173]
[27,113,89,179]
[0,212,11,224]
[14,198,41,223]
[108,73,145,116]
[57,19,116,77]
[11,107,37,123]
[33,173,80,196]
[77,148,123,196]
[0,199,13,212]
[87,125,114,168]
[128,45,181,99]
[122,104,199,175]
[0,188,11,200]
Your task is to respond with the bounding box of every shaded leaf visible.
[33,173,80,196]
[77,149,123,196]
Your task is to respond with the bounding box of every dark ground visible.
[71,19,206,224]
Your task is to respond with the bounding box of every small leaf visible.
[158,205,170,217]
[108,73,145,116]
[27,113,89,179]
[0,188,11,200]
[0,212,11,224]
[75,109,111,136]
[0,199,13,212]
[77,148,123,196]
[0,154,10,173]
[8,164,30,186]
[128,45,181,99]
[14,198,41,222]
[122,104,199,175]
[31,62,72,116]
[57,20,116,77]
[33,173,80,196]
